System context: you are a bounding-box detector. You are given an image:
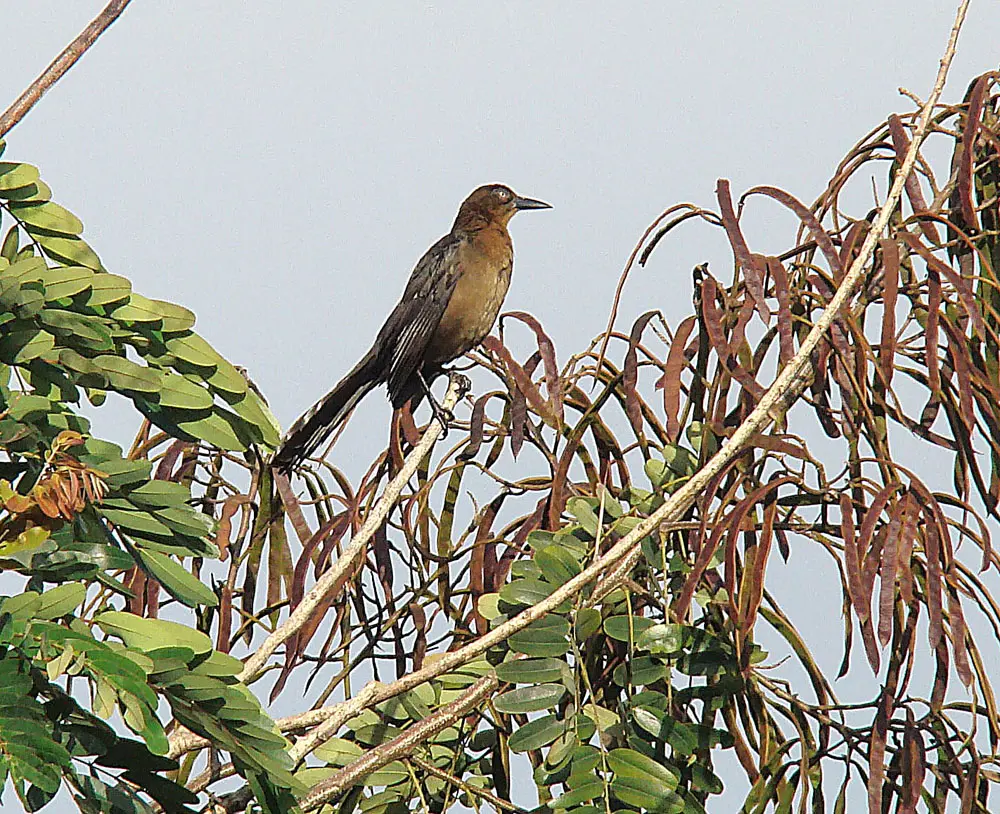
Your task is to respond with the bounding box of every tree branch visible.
[299,674,498,811]
[0,1,133,139]
[166,375,469,761]
[236,373,469,687]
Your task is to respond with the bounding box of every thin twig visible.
[0,1,133,138]
[410,755,524,814]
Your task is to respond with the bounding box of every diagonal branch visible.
[236,373,469,686]
[167,375,470,761]
[299,674,499,811]
[0,1,133,139]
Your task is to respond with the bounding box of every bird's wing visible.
[378,233,463,405]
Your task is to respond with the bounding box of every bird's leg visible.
[418,370,453,433]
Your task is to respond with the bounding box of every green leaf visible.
[508,714,564,753]
[6,392,54,420]
[34,583,87,620]
[93,458,152,489]
[0,162,40,191]
[494,684,566,714]
[205,358,249,395]
[3,181,51,203]
[95,611,213,655]
[0,527,53,568]
[157,373,214,410]
[101,507,174,538]
[39,266,94,300]
[495,657,570,685]
[581,704,618,732]
[552,782,605,809]
[38,309,114,350]
[3,256,46,283]
[9,201,83,235]
[152,506,214,539]
[1,592,43,620]
[313,736,363,765]
[574,607,602,641]
[690,762,724,794]
[1,226,18,261]
[125,480,194,508]
[608,747,680,788]
[509,616,570,657]
[33,233,101,270]
[478,593,501,621]
[609,748,682,812]
[135,548,218,608]
[611,776,685,813]
[500,578,556,607]
[227,390,281,447]
[151,301,196,333]
[90,355,161,393]
[353,722,404,746]
[603,614,656,642]
[189,650,243,677]
[164,333,220,368]
[535,544,582,584]
[662,444,697,474]
[86,273,131,306]
[110,294,168,324]
[613,655,667,687]
[565,496,600,536]
[676,648,733,676]
[111,295,195,333]
[175,408,249,451]
[637,623,687,654]
[0,327,55,363]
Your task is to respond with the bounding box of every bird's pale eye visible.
[494,188,511,202]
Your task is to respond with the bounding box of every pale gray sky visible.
[3,3,998,810]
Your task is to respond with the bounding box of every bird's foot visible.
[418,370,459,435]
[428,398,454,436]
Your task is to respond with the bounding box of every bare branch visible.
[236,374,468,687]
[0,1,133,139]
[299,674,498,811]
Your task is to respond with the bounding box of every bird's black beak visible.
[514,195,552,211]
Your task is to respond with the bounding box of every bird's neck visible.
[453,206,513,234]
[458,220,513,256]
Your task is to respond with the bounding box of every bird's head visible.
[454,184,551,231]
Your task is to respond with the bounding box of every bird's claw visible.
[429,399,454,435]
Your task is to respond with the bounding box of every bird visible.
[271,183,551,474]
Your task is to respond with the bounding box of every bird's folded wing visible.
[381,235,463,404]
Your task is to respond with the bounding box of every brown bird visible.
[271,184,550,473]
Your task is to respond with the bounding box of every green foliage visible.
[480,491,734,814]
[0,608,199,813]
[0,147,292,813]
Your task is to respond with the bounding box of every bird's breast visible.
[425,245,513,367]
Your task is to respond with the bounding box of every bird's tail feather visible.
[271,349,381,474]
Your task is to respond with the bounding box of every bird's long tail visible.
[271,348,381,474]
